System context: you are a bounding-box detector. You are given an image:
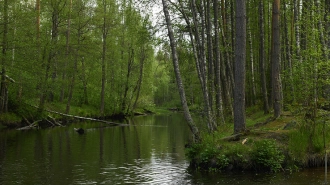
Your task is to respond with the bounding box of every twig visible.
[17,120,41,130]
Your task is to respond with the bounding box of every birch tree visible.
[162,0,201,142]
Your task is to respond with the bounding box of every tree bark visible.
[259,0,270,114]
[213,0,225,123]
[219,12,234,115]
[316,0,328,59]
[191,0,217,132]
[283,0,294,103]
[271,0,282,118]
[162,0,201,142]
[234,0,247,134]
[36,0,40,42]
[0,0,9,113]
[178,0,219,125]
[65,0,74,114]
[132,46,146,111]
[81,57,89,104]
[206,0,214,112]
[100,0,108,115]
[39,2,60,112]
[247,15,256,106]
[294,0,301,63]
[121,47,134,113]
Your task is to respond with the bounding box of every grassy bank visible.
[0,101,157,128]
[186,107,330,172]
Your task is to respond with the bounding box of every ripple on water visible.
[96,153,190,184]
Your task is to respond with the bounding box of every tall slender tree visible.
[162,0,201,142]
[100,0,108,115]
[191,0,217,131]
[259,0,270,114]
[234,0,247,134]
[65,0,74,114]
[0,0,9,113]
[213,0,225,124]
[272,0,282,118]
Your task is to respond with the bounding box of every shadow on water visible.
[0,113,329,184]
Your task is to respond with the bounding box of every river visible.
[0,113,329,184]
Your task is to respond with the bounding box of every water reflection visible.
[94,152,190,184]
[0,113,329,184]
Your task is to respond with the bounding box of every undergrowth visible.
[186,106,330,173]
[186,138,285,172]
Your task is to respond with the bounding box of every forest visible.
[159,0,330,171]
[0,0,159,125]
[0,0,330,135]
[1,0,330,173]
[161,0,330,142]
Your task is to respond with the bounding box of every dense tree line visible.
[160,0,330,138]
[1,0,330,138]
[0,0,158,118]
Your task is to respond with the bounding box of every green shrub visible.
[185,143,203,161]
[223,143,251,167]
[252,139,284,172]
[288,121,330,165]
[288,129,309,162]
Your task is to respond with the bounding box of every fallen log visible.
[47,115,64,127]
[17,120,41,130]
[47,110,126,126]
[221,133,243,142]
[27,104,127,126]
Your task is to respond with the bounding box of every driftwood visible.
[221,133,244,142]
[17,120,41,130]
[47,115,63,127]
[45,109,127,126]
[27,104,127,126]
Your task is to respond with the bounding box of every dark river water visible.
[0,113,329,184]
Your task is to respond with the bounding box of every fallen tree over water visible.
[15,104,128,130]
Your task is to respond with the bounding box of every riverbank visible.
[0,101,159,129]
[186,106,330,172]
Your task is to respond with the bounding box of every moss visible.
[186,107,330,173]
[0,112,22,127]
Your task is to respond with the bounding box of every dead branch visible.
[27,104,126,126]
[17,120,41,130]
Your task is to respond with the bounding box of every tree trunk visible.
[206,0,214,113]
[191,0,216,132]
[283,0,294,103]
[179,0,218,126]
[39,3,60,112]
[162,0,201,142]
[316,0,327,59]
[234,0,247,134]
[132,46,146,111]
[219,14,234,115]
[272,0,282,118]
[0,0,9,113]
[213,0,225,123]
[36,0,40,42]
[247,16,256,106]
[294,0,301,63]
[100,0,108,115]
[49,5,60,102]
[259,0,270,114]
[65,0,73,114]
[61,0,73,102]
[81,57,89,104]
[326,0,330,52]
[121,47,134,113]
